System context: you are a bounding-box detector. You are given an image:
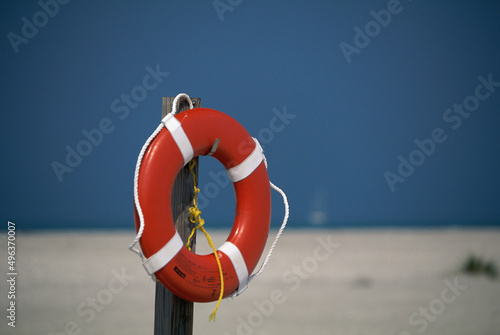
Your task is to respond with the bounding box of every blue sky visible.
[1,1,500,229]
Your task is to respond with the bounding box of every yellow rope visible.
[185,159,224,322]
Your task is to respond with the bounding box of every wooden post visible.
[154,96,201,335]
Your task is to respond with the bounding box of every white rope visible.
[172,93,193,115]
[128,122,164,258]
[230,144,290,297]
[128,93,194,259]
[249,180,289,282]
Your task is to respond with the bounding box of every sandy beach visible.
[1,228,500,335]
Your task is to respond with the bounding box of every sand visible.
[1,228,500,335]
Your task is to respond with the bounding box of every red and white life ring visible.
[134,107,271,303]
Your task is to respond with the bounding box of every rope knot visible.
[189,207,203,225]
[185,159,224,321]
[193,186,200,195]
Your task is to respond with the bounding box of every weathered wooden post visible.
[154,96,201,335]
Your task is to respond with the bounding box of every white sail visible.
[308,186,328,225]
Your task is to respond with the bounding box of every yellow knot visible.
[186,159,224,321]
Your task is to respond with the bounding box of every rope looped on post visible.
[185,159,224,321]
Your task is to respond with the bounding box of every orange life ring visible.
[134,107,271,303]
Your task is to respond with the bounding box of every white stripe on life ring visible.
[143,232,183,275]
[162,113,194,166]
[218,241,249,295]
[227,139,263,183]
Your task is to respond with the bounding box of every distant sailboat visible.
[308,187,328,225]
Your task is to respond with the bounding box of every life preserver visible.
[134,107,271,303]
